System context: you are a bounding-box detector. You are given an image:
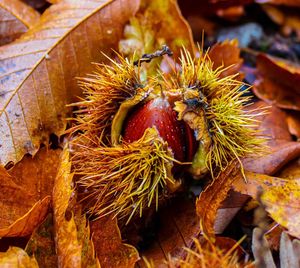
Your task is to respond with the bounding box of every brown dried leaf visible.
[140,196,200,266]
[0,247,39,267]
[0,0,140,166]
[208,39,243,78]
[0,196,50,237]
[242,102,300,175]
[0,0,39,46]
[253,54,300,110]
[0,148,60,237]
[196,162,241,238]
[90,217,139,268]
[25,213,57,268]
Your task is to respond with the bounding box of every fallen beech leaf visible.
[0,196,50,237]
[0,247,39,267]
[196,162,241,238]
[0,148,60,237]
[253,54,300,110]
[25,213,57,268]
[90,217,139,268]
[0,0,139,166]
[0,0,39,46]
[208,39,243,78]
[261,180,300,239]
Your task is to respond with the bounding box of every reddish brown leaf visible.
[244,141,300,175]
[196,162,241,238]
[90,217,139,268]
[0,148,60,237]
[242,101,300,175]
[0,247,39,267]
[208,39,243,78]
[0,0,140,166]
[253,54,300,110]
[0,0,39,46]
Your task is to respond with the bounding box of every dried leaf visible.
[208,39,243,78]
[0,148,60,237]
[0,196,50,237]
[0,247,39,267]
[286,111,300,139]
[242,102,300,175]
[233,171,293,198]
[25,213,57,268]
[196,162,241,238]
[0,0,39,45]
[0,0,140,166]
[253,54,300,110]
[262,5,300,37]
[261,180,300,239]
[53,147,82,267]
[90,217,139,268]
[119,0,193,56]
[140,196,200,266]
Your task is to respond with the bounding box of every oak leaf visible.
[0,0,140,166]
[0,247,39,267]
[0,0,39,45]
[0,148,60,237]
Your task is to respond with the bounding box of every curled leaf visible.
[196,162,242,238]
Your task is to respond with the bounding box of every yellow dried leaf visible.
[0,247,39,268]
[261,180,300,239]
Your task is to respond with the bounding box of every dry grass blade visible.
[0,0,139,166]
[0,0,39,45]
